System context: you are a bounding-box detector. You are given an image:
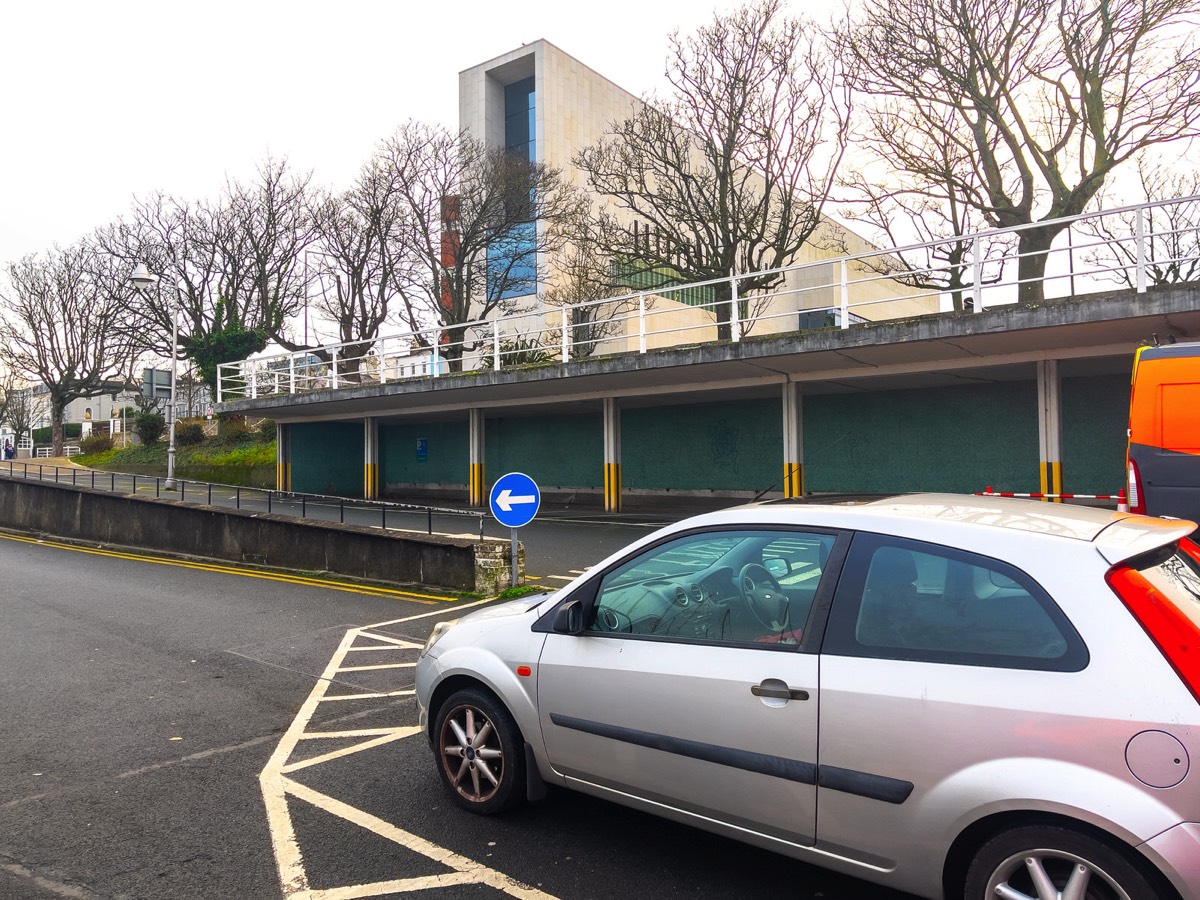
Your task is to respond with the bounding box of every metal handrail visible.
[0,460,487,540]
[216,194,1200,401]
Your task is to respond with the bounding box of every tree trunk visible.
[1015,225,1064,305]
[713,281,733,342]
[444,326,467,373]
[51,398,66,457]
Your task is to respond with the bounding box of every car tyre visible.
[433,687,525,815]
[964,824,1160,900]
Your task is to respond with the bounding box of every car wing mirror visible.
[764,557,790,579]
[552,599,585,635]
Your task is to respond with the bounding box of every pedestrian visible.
[3,440,13,459]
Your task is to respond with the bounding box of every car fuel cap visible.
[1126,730,1189,789]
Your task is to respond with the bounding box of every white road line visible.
[0,792,49,810]
[547,575,576,581]
[0,862,97,899]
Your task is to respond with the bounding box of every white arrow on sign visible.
[495,489,536,512]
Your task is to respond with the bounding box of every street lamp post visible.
[130,263,177,489]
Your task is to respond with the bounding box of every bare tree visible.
[839,104,1015,311]
[227,157,315,345]
[298,154,409,378]
[574,0,850,340]
[0,243,140,455]
[5,386,35,449]
[1078,156,1200,287]
[0,369,35,447]
[381,122,585,370]
[838,0,1200,303]
[102,158,313,391]
[543,221,647,359]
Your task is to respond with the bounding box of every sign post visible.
[488,472,541,589]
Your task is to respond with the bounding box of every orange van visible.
[1126,342,1200,521]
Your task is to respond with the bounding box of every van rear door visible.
[1127,343,1200,521]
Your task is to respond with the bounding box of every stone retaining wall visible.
[0,477,515,594]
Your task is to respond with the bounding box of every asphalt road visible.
[0,527,919,900]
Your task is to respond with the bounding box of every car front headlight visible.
[420,618,459,658]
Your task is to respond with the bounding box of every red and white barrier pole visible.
[977,487,1126,501]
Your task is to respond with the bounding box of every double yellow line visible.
[0,532,456,604]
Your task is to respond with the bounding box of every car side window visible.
[587,529,834,647]
[824,533,1087,671]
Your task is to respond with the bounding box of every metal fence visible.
[0,461,487,540]
[217,194,1200,402]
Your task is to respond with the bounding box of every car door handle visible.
[751,683,809,701]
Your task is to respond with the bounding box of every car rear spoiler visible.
[1094,515,1198,565]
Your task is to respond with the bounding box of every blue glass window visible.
[495,77,537,300]
[504,77,535,160]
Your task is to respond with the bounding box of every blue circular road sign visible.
[489,472,541,528]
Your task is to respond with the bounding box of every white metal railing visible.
[217,195,1200,402]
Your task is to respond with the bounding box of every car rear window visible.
[1131,538,1200,627]
[824,532,1088,671]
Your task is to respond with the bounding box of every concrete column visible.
[275,423,291,492]
[603,397,622,511]
[782,382,805,499]
[1037,359,1063,503]
[363,417,379,500]
[469,408,486,508]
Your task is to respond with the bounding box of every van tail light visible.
[1106,542,1200,704]
[1126,459,1145,514]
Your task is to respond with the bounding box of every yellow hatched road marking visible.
[317,690,414,702]
[259,600,560,898]
[337,662,417,672]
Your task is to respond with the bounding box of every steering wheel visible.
[737,563,786,631]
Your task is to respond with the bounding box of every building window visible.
[504,77,535,161]
[494,76,537,301]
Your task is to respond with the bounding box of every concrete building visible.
[10,368,212,454]
[459,40,934,344]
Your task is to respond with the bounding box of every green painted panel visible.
[1062,374,1129,494]
[623,400,779,492]
[285,374,1123,501]
[291,421,364,497]
[486,414,600,488]
[805,382,1039,493]
[380,421,468,486]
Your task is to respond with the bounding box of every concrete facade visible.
[458,40,935,339]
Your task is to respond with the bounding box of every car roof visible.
[703,493,1195,564]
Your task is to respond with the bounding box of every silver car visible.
[415,495,1200,900]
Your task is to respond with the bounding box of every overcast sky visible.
[0,0,782,271]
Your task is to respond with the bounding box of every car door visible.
[536,527,841,847]
[814,532,1089,869]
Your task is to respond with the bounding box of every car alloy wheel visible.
[965,825,1159,900]
[434,687,524,814]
